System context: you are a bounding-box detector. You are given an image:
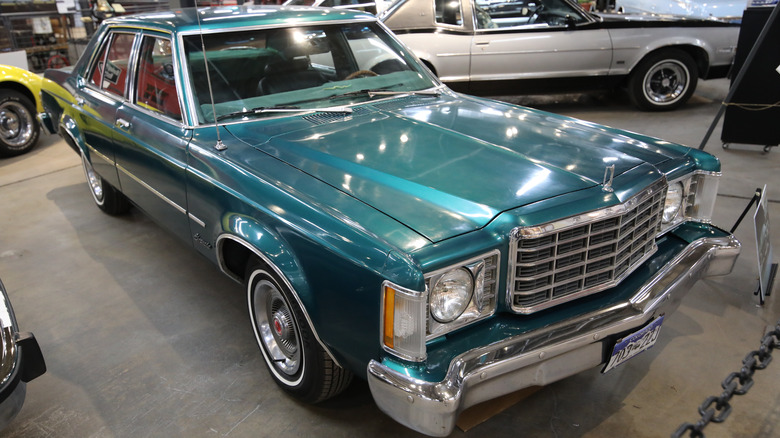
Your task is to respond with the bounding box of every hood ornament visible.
[602,164,615,193]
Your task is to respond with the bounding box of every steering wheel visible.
[344,70,379,80]
[527,4,545,24]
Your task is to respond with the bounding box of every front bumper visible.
[367,233,740,437]
[37,112,55,136]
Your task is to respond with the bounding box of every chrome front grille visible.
[508,179,667,314]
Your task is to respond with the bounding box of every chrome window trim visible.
[177,17,412,127]
[87,25,195,127]
[215,234,342,368]
[116,163,187,215]
[87,31,140,101]
[131,31,190,127]
[507,177,667,314]
[177,18,376,126]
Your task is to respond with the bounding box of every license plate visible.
[603,316,664,374]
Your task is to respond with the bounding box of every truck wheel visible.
[246,261,353,403]
[80,150,130,215]
[0,90,40,157]
[628,49,698,111]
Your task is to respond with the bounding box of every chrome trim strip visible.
[367,234,740,437]
[116,164,186,214]
[510,178,667,240]
[471,47,612,56]
[86,144,115,166]
[176,17,377,38]
[215,234,341,368]
[188,213,206,228]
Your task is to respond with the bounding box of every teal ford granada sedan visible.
[40,6,740,436]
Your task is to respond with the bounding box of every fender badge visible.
[602,164,615,193]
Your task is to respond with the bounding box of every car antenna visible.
[194,1,227,151]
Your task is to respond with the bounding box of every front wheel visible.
[628,49,698,111]
[246,262,352,403]
[0,89,40,157]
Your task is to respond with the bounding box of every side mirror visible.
[565,14,577,29]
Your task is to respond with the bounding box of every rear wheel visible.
[80,150,130,215]
[246,261,352,403]
[628,49,698,111]
[0,89,40,157]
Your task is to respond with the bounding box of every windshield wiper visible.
[216,105,303,122]
[329,89,441,100]
[216,105,352,122]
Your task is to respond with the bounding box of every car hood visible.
[226,94,683,242]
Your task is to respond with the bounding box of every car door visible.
[469,0,613,83]
[113,32,193,243]
[75,30,137,189]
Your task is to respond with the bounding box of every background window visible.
[135,36,182,121]
[435,0,463,26]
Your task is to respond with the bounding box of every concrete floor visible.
[0,78,778,438]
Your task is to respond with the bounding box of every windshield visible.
[184,22,437,123]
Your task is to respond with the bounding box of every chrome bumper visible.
[367,234,741,437]
[36,112,55,136]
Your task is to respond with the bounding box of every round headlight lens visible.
[662,182,684,224]
[430,268,473,323]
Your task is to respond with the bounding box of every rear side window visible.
[135,36,182,121]
[89,32,136,98]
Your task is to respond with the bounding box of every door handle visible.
[115,118,131,130]
[475,41,490,46]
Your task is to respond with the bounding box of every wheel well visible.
[219,237,254,282]
[637,45,710,79]
[421,59,438,77]
[0,81,36,105]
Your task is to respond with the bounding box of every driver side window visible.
[474,0,586,29]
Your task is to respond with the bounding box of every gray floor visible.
[1,78,778,438]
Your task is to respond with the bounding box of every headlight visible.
[658,171,721,234]
[425,251,499,339]
[662,182,684,224]
[430,268,473,323]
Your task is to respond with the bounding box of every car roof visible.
[102,5,376,34]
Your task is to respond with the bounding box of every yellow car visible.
[0,64,43,157]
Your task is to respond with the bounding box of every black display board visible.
[721,6,780,147]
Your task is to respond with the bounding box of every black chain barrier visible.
[672,321,780,438]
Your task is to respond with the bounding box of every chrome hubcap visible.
[254,279,300,376]
[82,154,104,203]
[0,102,33,146]
[644,60,689,105]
